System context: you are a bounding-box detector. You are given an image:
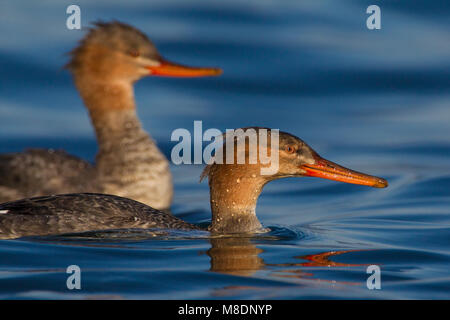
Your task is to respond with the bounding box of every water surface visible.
[0,0,449,299]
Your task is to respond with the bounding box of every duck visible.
[0,128,387,239]
[0,21,221,210]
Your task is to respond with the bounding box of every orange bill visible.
[146,59,222,77]
[300,157,388,188]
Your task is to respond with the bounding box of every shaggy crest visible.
[65,21,159,70]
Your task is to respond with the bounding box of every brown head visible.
[201,128,388,234]
[66,21,222,82]
[65,21,222,115]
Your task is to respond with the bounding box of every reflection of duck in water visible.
[0,21,221,209]
[295,250,369,267]
[267,250,370,284]
[207,238,264,276]
[206,239,367,276]
[0,128,387,239]
[207,237,370,295]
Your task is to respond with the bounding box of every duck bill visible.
[300,157,388,188]
[146,59,222,77]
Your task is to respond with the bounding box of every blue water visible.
[0,0,449,299]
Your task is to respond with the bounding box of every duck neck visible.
[73,77,172,209]
[81,80,142,151]
[207,165,266,234]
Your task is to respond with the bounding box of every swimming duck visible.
[0,21,221,210]
[0,128,387,239]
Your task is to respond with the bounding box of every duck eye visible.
[285,145,295,154]
[129,50,140,58]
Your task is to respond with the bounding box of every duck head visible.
[201,128,387,233]
[66,21,222,83]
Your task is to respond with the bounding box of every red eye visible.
[285,145,295,154]
[129,50,140,57]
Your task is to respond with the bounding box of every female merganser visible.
[0,128,387,239]
[0,21,221,210]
